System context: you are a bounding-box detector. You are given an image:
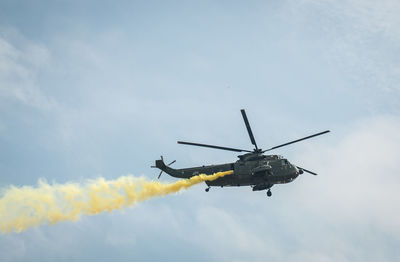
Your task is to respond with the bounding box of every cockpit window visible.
[281,159,288,166]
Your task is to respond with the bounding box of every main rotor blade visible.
[296,166,318,176]
[240,109,258,150]
[177,141,251,152]
[263,130,330,152]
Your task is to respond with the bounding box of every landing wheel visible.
[267,190,272,197]
[205,187,210,192]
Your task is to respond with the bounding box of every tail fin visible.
[151,156,167,170]
[155,158,166,170]
[152,156,176,179]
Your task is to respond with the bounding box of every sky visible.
[0,0,399,261]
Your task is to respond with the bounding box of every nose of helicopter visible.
[294,165,303,175]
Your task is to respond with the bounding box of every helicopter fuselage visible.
[155,153,301,190]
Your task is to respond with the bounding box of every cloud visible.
[192,206,279,261]
[0,31,56,110]
[179,116,400,262]
[336,0,400,41]
[326,117,399,224]
[285,0,400,110]
[292,0,400,41]
[0,3,399,261]
[286,115,400,259]
[0,115,398,261]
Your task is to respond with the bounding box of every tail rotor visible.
[154,156,176,179]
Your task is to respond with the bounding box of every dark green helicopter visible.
[152,109,329,197]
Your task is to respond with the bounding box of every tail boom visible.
[153,158,234,179]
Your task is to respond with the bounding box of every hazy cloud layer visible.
[286,0,400,112]
[0,33,54,110]
[0,1,399,261]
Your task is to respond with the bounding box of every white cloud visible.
[0,3,399,261]
[1,115,398,262]
[337,0,400,41]
[292,116,400,240]
[294,0,400,40]
[285,0,400,107]
[185,116,400,261]
[192,206,279,261]
[0,32,56,110]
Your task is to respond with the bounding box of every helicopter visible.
[152,109,330,197]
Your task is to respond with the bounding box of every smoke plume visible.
[0,170,233,233]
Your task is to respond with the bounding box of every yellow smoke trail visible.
[0,170,233,233]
